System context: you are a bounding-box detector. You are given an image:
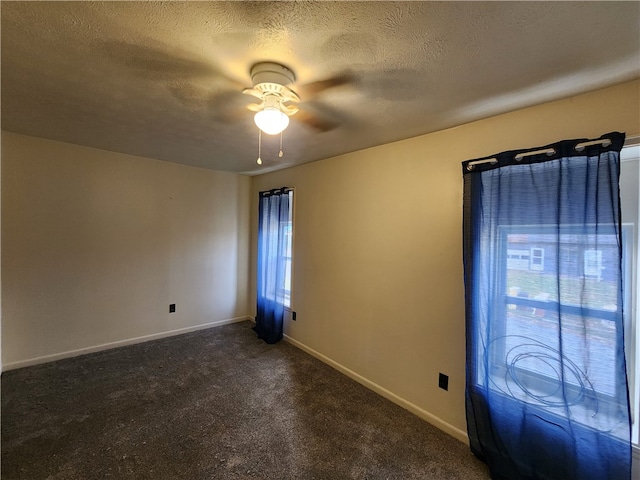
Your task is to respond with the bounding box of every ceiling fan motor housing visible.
[245,62,300,115]
[250,62,296,87]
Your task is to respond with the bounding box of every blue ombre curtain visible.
[254,187,291,344]
[462,132,631,480]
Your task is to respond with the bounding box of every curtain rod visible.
[514,148,556,160]
[624,134,640,147]
[574,139,611,151]
[466,137,617,171]
[466,158,498,170]
[259,186,292,196]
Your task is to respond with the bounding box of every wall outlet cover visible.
[439,373,449,391]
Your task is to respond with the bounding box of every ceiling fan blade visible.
[295,99,356,132]
[242,88,262,99]
[167,82,211,107]
[294,107,340,132]
[207,90,260,122]
[246,102,264,113]
[102,41,212,80]
[102,40,243,88]
[297,72,355,97]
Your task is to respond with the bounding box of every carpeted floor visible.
[1,321,491,479]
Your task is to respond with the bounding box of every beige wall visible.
[250,80,640,441]
[1,132,251,368]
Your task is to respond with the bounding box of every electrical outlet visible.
[439,373,449,391]
[169,304,176,313]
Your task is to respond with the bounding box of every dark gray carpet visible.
[2,321,491,479]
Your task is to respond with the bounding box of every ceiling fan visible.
[102,41,352,135]
[236,61,353,165]
[240,61,352,136]
[242,62,300,135]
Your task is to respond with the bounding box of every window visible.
[584,249,603,279]
[480,147,640,446]
[258,189,293,308]
[462,133,631,479]
[282,190,294,308]
[529,247,544,271]
[255,187,294,344]
[477,142,639,447]
[621,143,639,447]
[493,225,628,437]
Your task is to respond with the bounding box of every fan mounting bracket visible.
[249,62,295,87]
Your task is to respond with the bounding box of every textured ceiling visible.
[2,2,639,175]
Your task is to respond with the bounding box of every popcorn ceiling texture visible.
[1,1,639,174]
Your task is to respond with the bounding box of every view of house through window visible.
[496,225,627,432]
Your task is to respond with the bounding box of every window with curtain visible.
[254,187,293,344]
[620,142,640,451]
[462,132,631,480]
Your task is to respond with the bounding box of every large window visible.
[489,225,629,437]
[254,187,294,344]
[462,133,630,479]
[481,144,639,446]
[259,189,293,309]
[621,143,639,447]
[282,190,294,308]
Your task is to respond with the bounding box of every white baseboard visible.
[3,316,251,371]
[283,333,469,445]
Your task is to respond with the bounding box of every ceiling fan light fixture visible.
[254,107,290,135]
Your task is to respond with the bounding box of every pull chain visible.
[257,129,284,165]
[256,129,262,165]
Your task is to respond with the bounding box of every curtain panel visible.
[462,132,631,480]
[254,187,292,344]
